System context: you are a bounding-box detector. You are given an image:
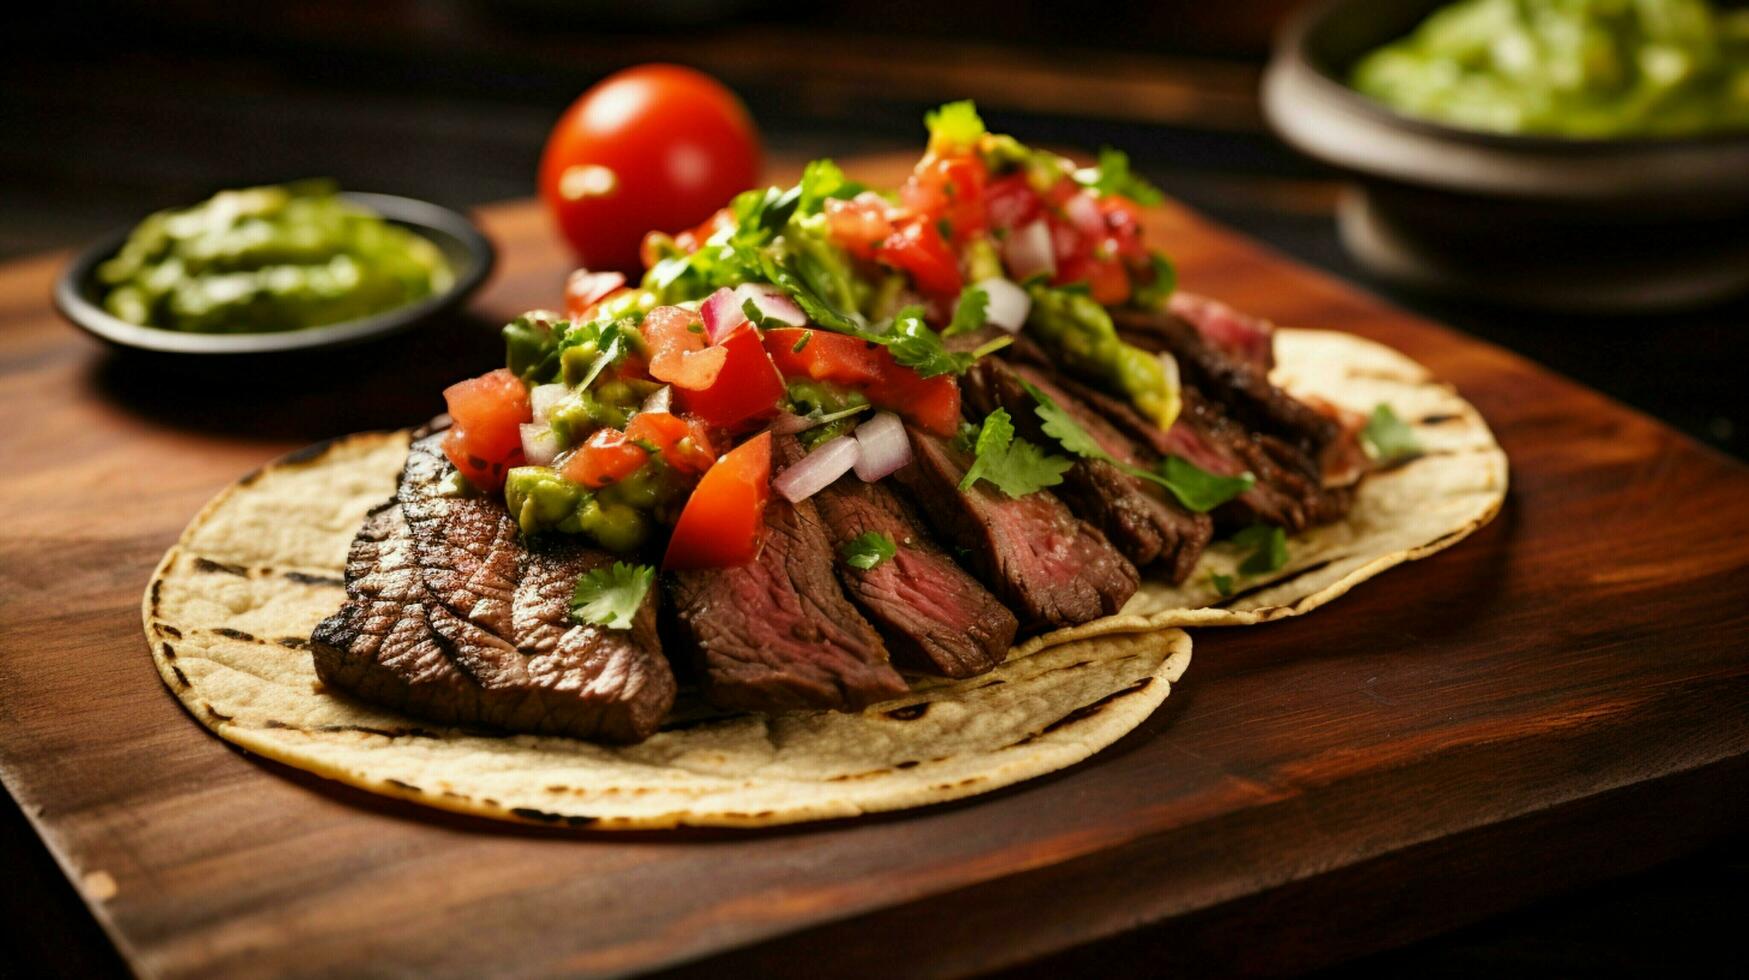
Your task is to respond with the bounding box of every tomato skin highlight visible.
[663,431,772,570]
[984,174,1041,231]
[674,325,784,430]
[1057,254,1132,306]
[442,368,531,490]
[643,306,726,390]
[762,328,885,388]
[870,366,961,437]
[563,427,648,488]
[539,65,761,274]
[626,411,717,475]
[823,193,895,261]
[901,154,987,244]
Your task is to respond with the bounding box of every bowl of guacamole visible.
[1263,0,1749,311]
[57,181,493,354]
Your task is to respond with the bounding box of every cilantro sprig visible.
[841,531,898,570]
[1022,379,1253,512]
[569,562,655,630]
[1232,525,1289,576]
[943,285,989,338]
[958,408,1072,498]
[1075,147,1164,206]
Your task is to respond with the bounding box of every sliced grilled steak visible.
[1112,304,1339,462]
[796,441,1017,678]
[664,473,908,713]
[894,426,1138,634]
[966,359,1213,583]
[312,433,676,743]
[1122,292,1276,372]
[1006,346,1352,532]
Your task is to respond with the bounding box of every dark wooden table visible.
[2,153,1747,977]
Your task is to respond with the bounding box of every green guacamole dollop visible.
[97,180,454,333]
[1350,0,1749,138]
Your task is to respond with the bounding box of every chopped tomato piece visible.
[663,431,772,570]
[824,192,896,261]
[441,368,531,490]
[674,325,784,430]
[901,154,986,244]
[625,411,717,475]
[1057,254,1132,306]
[868,365,960,438]
[762,328,885,388]
[877,216,962,299]
[1099,195,1147,262]
[643,305,727,391]
[562,427,649,488]
[985,173,1041,231]
[563,270,627,319]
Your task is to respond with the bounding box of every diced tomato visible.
[625,411,717,475]
[824,192,896,261]
[1049,214,1083,266]
[762,328,885,388]
[877,216,962,299]
[663,431,772,570]
[983,173,1041,231]
[901,154,986,244]
[1099,195,1147,262]
[563,270,628,320]
[868,365,961,438]
[441,368,531,490]
[1057,254,1132,306]
[639,206,734,270]
[563,427,649,488]
[643,305,727,391]
[674,324,784,430]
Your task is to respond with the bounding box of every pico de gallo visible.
[440,101,1191,572]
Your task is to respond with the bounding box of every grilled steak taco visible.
[144,103,1503,828]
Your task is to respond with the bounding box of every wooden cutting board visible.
[2,154,1746,978]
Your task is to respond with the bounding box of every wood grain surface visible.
[1,154,1746,978]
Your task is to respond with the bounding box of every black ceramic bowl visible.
[55,192,495,354]
[1263,0,1749,312]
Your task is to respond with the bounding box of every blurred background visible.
[2,1,1745,975]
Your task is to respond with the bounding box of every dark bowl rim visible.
[53,190,497,355]
[1280,0,1749,155]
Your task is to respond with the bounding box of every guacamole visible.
[1351,0,1749,138]
[97,180,453,333]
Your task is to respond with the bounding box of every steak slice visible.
[792,438,1017,679]
[1112,303,1339,462]
[966,359,1213,583]
[312,433,677,743]
[1124,292,1276,372]
[664,472,908,713]
[1006,345,1352,532]
[894,426,1138,634]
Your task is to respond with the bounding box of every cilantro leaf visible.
[1129,250,1177,311]
[569,562,655,630]
[1231,525,1289,576]
[878,306,1008,378]
[1157,456,1255,513]
[1361,403,1421,465]
[1210,572,1235,598]
[841,531,897,570]
[925,100,986,153]
[958,408,1072,498]
[503,310,563,383]
[943,285,989,337]
[575,319,627,393]
[796,158,864,215]
[1075,146,1163,206]
[1023,378,1252,512]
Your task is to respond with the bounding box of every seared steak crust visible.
[967,359,1213,583]
[311,433,676,743]
[894,426,1138,635]
[664,489,908,714]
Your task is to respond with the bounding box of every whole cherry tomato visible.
[539,65,762,274]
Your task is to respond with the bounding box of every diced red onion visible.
[1004,219,1055,281]
[530,383,569,423]
[1064,191,1104,239]
[770,411,815,435]
[772,435,860,502]
[700,286,746,343]
[520,423,560,466]
[852,411,911,481]
[734,283,807,328]
[640,385,673,415]
[973,277,1031,333]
